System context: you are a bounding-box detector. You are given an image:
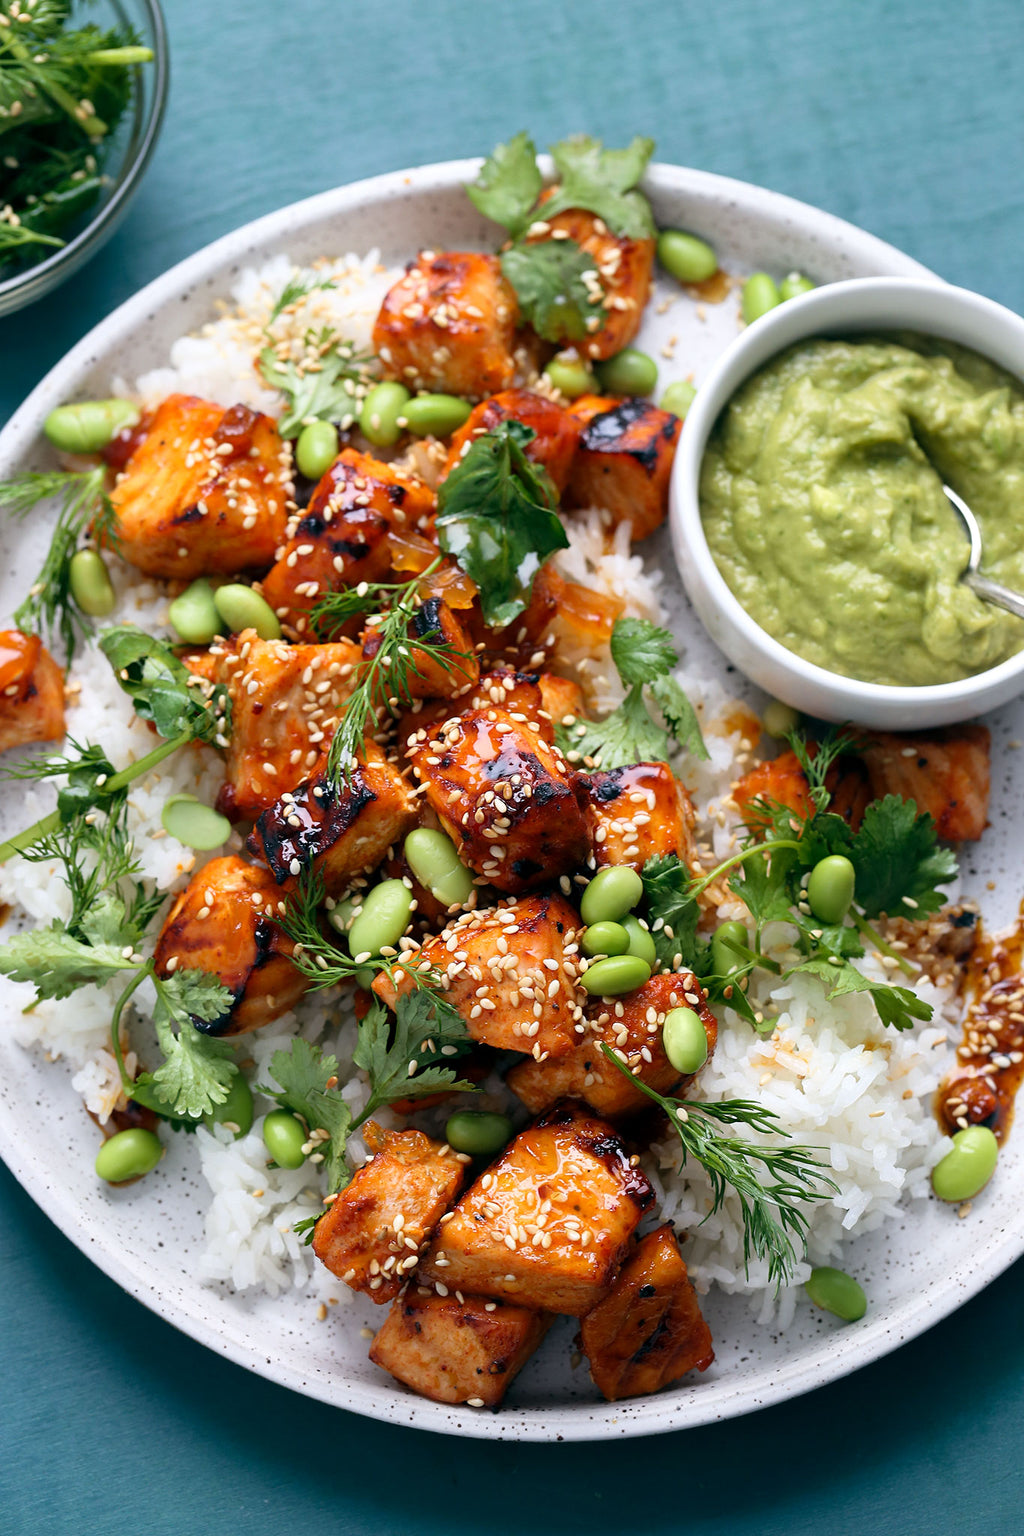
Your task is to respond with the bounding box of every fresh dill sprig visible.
[257,269,379,437]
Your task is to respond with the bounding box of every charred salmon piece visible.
[0,630,65,754]
[494,562,624,670]
[574,761,698,871]
[579,1224,714,1401]
[733,747,873,834]
[246,739,418,897]
[108,395,290,579]
[212,630,361,817]
[526,198,655,361]
[153,855,306,1036]
[565,395,681,541]
[507,970,716,1118]
[409,705,589,894]
[396,667,584,760]
[372,251,518,398]
[312,1127,467,1303]
[361,594,478,702]
[860,726,991,842]
[259,449,435,638]
[369,1287,552,1407]
[374,893,586,1061]
[442,388,583,493]
[417,1100,654,1314]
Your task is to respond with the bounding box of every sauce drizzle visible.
[938,901,1024,1142]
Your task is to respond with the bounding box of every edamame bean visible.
[931,1125,999,1202]
[662,1007,709,1075]
[621,913,657,965]
[596,348,658,397]
[402,393,473,437]
[711,920,748,976]
[68,548,115,616]
[445,1110,512,1156]
[168,577,221,644]
[327,895,361,939]
[581,954,651,996]
[213,583,282,640]
[804,1266,867,1322]
[660,380,697,420]
[762,699,799,739]
[360,381,412,447]
[263,1109,307,1169]
[807,855,856,926]
[741,272,782,324]
[780,271,815,302]
[204,1071,254,1137]
[581,920,630,958]
[295,419,339,480]
[347,878,414,960]
[544,354,598,400]
[580,865,644,926]
[44,398,139,455]
[657,229,719,285]
[404,828,475,909]
[95,1127,163,1184]
[161,793,231,851]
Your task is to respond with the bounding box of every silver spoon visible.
[943,483,1024,621]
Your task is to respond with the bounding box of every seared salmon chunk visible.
[443,388,582,493]
[860,726,990,842]
[526,201,655,361]
[574,761,698,871]
[373,251,519,398]
[370,1288,551,1407]
[566,395,681,541]
[0,630,64,754]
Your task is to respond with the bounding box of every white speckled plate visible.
[1,161,1021,1441]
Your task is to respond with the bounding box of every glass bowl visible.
[0,0,168,318]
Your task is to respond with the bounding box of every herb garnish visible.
[257,270,378,437]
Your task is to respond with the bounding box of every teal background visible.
[2,1,1023,1530]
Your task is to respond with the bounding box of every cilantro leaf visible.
[641,854,706,972]
[99,625,231,746]
[542,134,656,239]
[0,922,135,998]
[793,956,932,1032]
[436,420,567,626]
[562,683,671,770]
[259,333,374,439]
[499,239,605,344]
[466,131,542,239]
[610,617,677,685]
[262,1038,354,1192]
[847,795,958,919]
[356,990,478,1118]
[649,675,710,762]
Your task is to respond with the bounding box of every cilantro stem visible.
[109,961,155,1097]
[850,909,917,977]
[692,839,801,900]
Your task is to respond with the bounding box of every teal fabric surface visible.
[2,2,1023,1531]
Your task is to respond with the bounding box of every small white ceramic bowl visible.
[670,276,1024,727]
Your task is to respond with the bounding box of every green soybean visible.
[931,1125,999,1202]
[402,393,473,437]
[621,913,657,965]
[544,354,598,400]
[263,1109,307,1169]
[660,380,697,420]
[711,920,748,976]
[762,699,799,738]
[327,895,361,940]
[213,583,282,640]
[295,419,339,480]
[168,577,221,644]
[95,1127,163,1184]
[347,878,414,960]
[68,548,116,616]
[404,828,475,909]
[44,398,139,455]
[204,1071,254,1137]
[161,793,231,851]
[581,954,651,996]
[581,920,631,958]
[580,865,644,926]
[657,229,719,285]
[596,348,658,397]
[445,1110,512,1156]
[780,271,816,302]
[360,381,412,447]
[807,855,856,926]
[804,1266,867,1322]
[741,272,782,324]
[662,1007,709,1075]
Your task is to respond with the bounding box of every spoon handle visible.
[965,570,1024,621]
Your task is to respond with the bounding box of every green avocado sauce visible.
[700,335,1024,686]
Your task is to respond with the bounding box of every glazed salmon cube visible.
[733,747,872,835]
[538,672,586,729]
[212,631,361,817]
[374,894,586,1061]
[153,856,306,1036]
[397,668,584,760]
[507,971,716,1118]
[259,449,435,637]
[579,1224,714,1401]
[370,1288,552,1407]
[497,563,624,670]
[443,388,582,493]
[247,739,418,897]
[312,1127,467,1303]
[0,630,64,754]
[108,396,289,578]
[362,595,478,702]
[526,199,655,360]
[417,1101,654,1314]
[409,705,589,893]
[860,726,990,842]
[574,761,698,872]
[566,396,681,541]
[373,251,518,398]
